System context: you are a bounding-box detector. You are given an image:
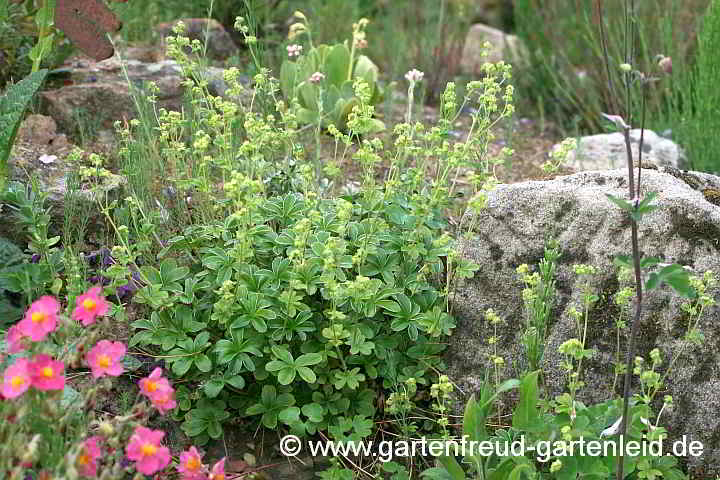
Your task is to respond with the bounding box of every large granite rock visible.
[449,167,720,476]
[460,23,527,76]
[556,129,687,172]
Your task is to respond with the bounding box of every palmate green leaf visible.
[645,264,696,298]
[605,194,632,212]
[0,69,49,189]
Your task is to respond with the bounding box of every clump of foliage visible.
[278,13,387,132]
[104,16,513,448]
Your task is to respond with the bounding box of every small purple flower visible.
[30,254,41,264]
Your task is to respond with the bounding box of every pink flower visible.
[2,358,31,399]
[178,446,206,480]
[138,367,171,398]
[76,436,102,477]
[86,340,126,379]
[6,324,28,353]
[151,385,177,415]
[308,72,325,84]
[286,44,302,58]
[29,354,65,391]
[18,296,60,341]
[138,367,177,414]
[126,426,171,475]
[209,458,226,480]
[72,286,109,326]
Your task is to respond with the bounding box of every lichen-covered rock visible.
[555,129,687,171]
[460,23,527,76]
[37,58,238,138]
[449,167,720,476]
[154,18,239,62]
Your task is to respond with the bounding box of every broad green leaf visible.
[0,69,49,190]
[296,352,322,366]
[277,368,296,385]
[195,354,212,372]
[512,371,540,430]
[326,43,351,86]
[280,60,297,100]
[437,455,465,480]
[204,379,225,398]
[297,366,317,383]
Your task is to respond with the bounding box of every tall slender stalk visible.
[595,1,651,479]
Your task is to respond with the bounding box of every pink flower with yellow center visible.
[139,367,171,398]
[2,358,31,399]
[76,436,102,477]
[18,296,60,341]
[178,446,206,480]
[209,458,226,480]
[86,340,126,379]
[28,354,65,391]
[126,426,171,475]
[150,386,177,415]
[72,286,110,326]
[6,324,28,354]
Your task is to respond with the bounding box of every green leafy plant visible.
[0,181,62,315]
[594,2,698,475]
[0,236,26,326]
[279,13,387,133]
[516,240,560,373]
[0,69,48,193]
[129,189,463,445]
[422,370,686,480]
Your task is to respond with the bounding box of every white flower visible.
[405,68,424,83]
[286,44,303,58]
[309,72,325,84]
[39,154,57,165]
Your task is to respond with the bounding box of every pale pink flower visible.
[286,44,303,57]
[72,286,110,326]
[405,68,424,83]
[6,324,28,353]
[76,436,102,477]
[309,72,325,84]
[18,296,60,341]
[86,340,126,379]
[2,358,31,399]
[209,458,226,480]
[178,446,206,480]
[29,354,65,391]
[126,426,171,475]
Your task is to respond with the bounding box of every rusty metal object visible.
[54,0,128,61]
